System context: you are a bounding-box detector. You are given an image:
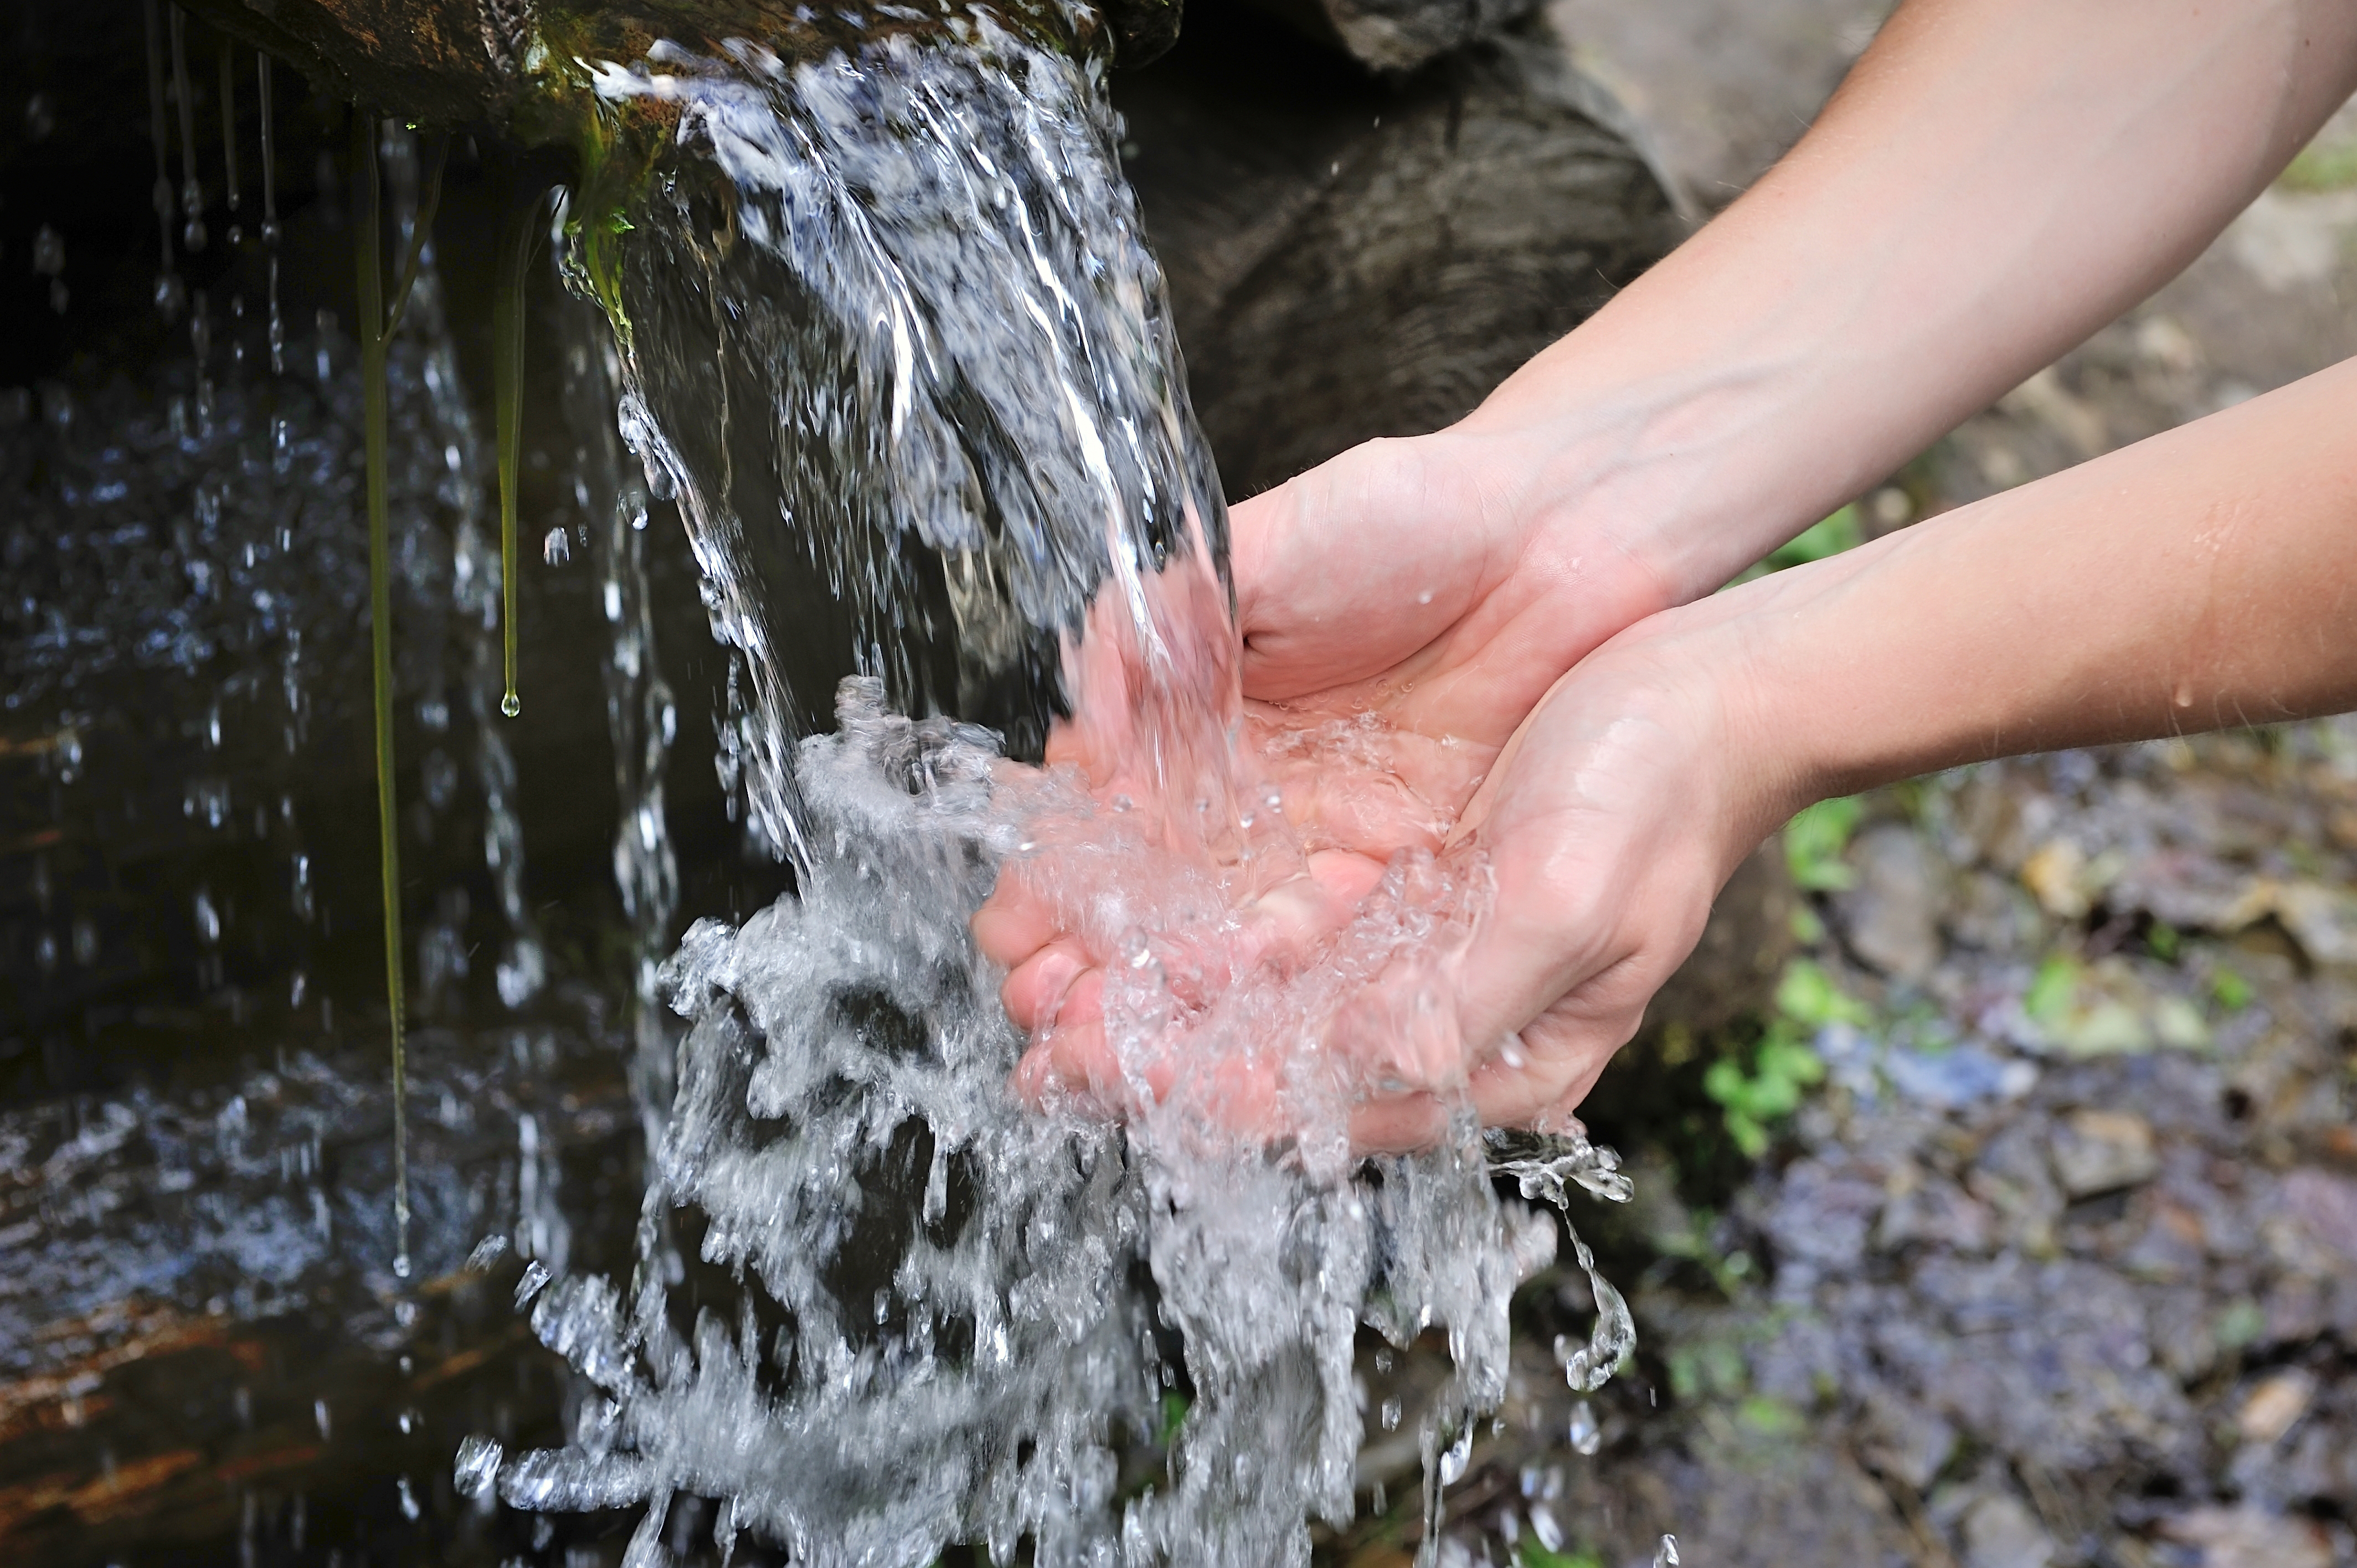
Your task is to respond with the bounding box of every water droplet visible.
[543,526,571,565]
[1437,1423,1472,1485]
[1568,1399,1601,1456]
[1655,1534,1680,1567]
[454,1435,503,1500]
[501,690,522,719]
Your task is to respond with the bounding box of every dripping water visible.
[493,190,545,722]
[217,43,242,246]
[259,53,284,381]
[140,0,181,319]
[167,4,203,253]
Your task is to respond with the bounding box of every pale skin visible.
[977,0,2357,1144]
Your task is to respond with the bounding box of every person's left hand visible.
[976,585,1779,1151]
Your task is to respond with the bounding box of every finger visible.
[1347,1090,1450,1156]
[1000,940,1095,1033]
[1465,1018,1627,1128]
[972,879,1060,970]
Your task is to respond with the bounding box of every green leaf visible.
[2211,968,2253,1012]
[1774,960,1871,1029]
[1702,1058,1749,1108]
[1757,1035,1828,1088]
[2024,955,2079,1024]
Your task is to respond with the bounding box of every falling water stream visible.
[447,9,1644,1564]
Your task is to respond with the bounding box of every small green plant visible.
[2024,954,2078,1024]
[1650,1206,1756,1297]
[1705,1026,1825,1158]
[1774,958,1872,1030]
[2211,967,2253,1012]
[1705,960,1863,1157]
[1784,796,1864,892]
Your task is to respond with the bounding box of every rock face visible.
[173,0,1186,126]
[1238,0,1538,71]
[1120,1,1681,498]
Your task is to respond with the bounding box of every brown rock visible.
[2048,1110,2159,1200]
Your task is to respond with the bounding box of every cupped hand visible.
[976,422,1728,1148]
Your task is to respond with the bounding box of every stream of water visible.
[456,10,1640,1564]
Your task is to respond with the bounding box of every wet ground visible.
[1329,7,2357,1565]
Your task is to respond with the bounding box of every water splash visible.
[473,8,1637,1562]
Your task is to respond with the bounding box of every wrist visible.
[1458,353,1846,616]
[1597,591,1824,885]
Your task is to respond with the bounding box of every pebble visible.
[1959,1492,2055,1568]
[2235,1370,2314,1446]
[2047,1108,2159,1199]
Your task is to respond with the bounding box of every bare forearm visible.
[1699,359,2357,843]
[1479,0,2357,605]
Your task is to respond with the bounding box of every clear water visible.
[475,11,1638,1564]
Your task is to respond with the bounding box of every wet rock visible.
[1886,1256,2193,1473]
[1855,1386,1956,1492]
[1753,1158,1883,1298]
[2020,838,2111,922]
[1876,1169,1995,1255]
[1563,1433,1917,1568]
[2160,1505,2333,1568]
[1838,824,1945,982]
[2281,1168,2357,1265]
[2048,1110,2160,1199]
[1885,1044,2037,1111]
[2278,1411,2357,1511]
[1943,869,2046,957]
[1969,1120,2066,1255]
[1958,1492,2056,1568]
